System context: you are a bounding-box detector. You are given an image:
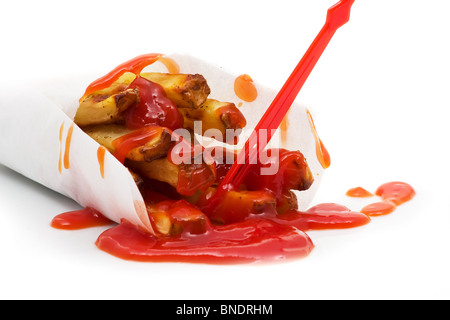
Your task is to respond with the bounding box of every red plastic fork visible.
[202,0,356,213]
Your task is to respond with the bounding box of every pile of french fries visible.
[75,71,245,189]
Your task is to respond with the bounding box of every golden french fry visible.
[76,71,211,127]
[180,99,246,143]
[148,210,172,236]
[276,190,299,214]
[75,88,138,126]
[207,189,277,224]
[127,155,216,197]
[147,201,207,236]
[83,124,174,162]
[128,158,179,188]
[141,72,210,109]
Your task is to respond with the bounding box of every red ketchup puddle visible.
[52,201,372,264]
[51,180,414,263]
[96,218,314,264]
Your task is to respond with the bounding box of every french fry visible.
[244,149,314,194]
[128,158,179,188]
[141,72,210,109]
[76,71,212,127]
[76,72,245,145]
[207,189,277,224]
[127,156,216,197]
[75,88,138,126]
[180,99,247,143]
[276,190,299,214]
[147,200,208,236]
[83,124,174,162]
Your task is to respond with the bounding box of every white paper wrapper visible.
[0,53,325,234]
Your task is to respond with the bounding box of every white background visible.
[1,0,449,300]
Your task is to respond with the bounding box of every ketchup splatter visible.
[375,181,415,206]
[346,187,374,198]
[355,181,415,218]
[51,207,113,230]
[234,74,258,102]
[360,201,396,217]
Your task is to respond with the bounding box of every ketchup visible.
[51,207,113,230]
[361,201,396,216]
[122,76,184,130]
[357,182,415,217]
[375,181,415,206]
[111,126,168,164]
[51,181,413,263]
[234,74,258,102]
[93,200,373,263]
[306,110,330,169]
[346,187,374,198]
[80,53,162,102]
[96,218,314,264]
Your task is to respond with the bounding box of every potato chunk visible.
[127,156,216,197]
[83,124,174,162]
[141,72,210,109]
[180,99,246,143]
[75,88,138,126]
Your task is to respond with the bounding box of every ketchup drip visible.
[234,74,258,103]
[80,53,162,102]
